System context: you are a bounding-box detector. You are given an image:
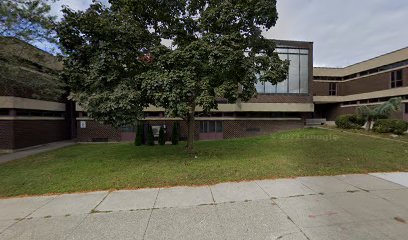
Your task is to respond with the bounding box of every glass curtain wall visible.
[255,48,309,94]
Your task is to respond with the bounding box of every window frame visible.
[199,121,223,133]
[391,70,403,88]
[329,82,337,96]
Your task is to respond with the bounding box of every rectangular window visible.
[216,121,223,133]
[0,109,10,116]
[391,70,403,88]
[329,83,337,96]
[200,121,208,133]
[288,54,300,93]
[405,103,408,114]
[257,49,309,94]
[200,121,223,133]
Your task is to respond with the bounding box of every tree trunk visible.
[186,103,196,152]
[365,120,372,131]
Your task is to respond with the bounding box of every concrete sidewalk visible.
[0,172,407,239]
[0,141,75,164]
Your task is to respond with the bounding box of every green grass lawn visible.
[1,128,408,197]
[325,126,408,142]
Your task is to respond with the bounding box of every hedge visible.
[335,114,366,129]
[373,119,408,135]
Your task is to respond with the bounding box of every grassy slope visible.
[1,128,407,197]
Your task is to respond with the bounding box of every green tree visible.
[139,0,288,151]
[56,2,160,127]
[57,0,288,152]
[158,126,165,145]
[0,0,57,43]
[357,97,402,131]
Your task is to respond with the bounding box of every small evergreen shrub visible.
[373,119,408,135]
[158,126,165,145]
[134,124,144,146]
[335,114,365,129]
[146,125,155,146]
[171,122,180,145]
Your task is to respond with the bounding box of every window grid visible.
[329,83,337,96]
[200,121,223,133]
[391,70,403,88]
[256,48,309,94]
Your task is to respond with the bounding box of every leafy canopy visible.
[57,0,288,135]
[357,97,402,121]
[0,0,57,43]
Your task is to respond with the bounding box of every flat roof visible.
[314,46,408,77]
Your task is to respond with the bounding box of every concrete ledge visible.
[314,87,408,103]
[0,117,65,120]
[0,96,65,111]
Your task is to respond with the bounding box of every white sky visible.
[50,0,408,67]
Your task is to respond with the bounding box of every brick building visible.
[1,37,408,151]
[313,47,408,122]
[75,40,314,142]
[0,37,75,152]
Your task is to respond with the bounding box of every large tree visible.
[0,0,57,43]
[57,0,288,151]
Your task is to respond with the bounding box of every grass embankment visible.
[1,128,407,197]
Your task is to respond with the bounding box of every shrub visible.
[134,124,144,146]
[373,119,408,135]
[335,114,366,129]
[171,122,180,145]
[146,125,155,146]
[158,126,165,145]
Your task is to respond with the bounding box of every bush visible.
[335,114,366,129]
[158,126,165,145]
[171,122,180,145]
[134,123,144,146]
[146,125,155,146]
[373,119,408,135]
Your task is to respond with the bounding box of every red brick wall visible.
[76,120,121,142]
[248,94,313,103]
[314,103,404,121]
[0,121,14,149]
[0,120,70,150]
[77,119,306,142]
[223,120,304,139]
[313,66,408,97]
[13,120,69,149]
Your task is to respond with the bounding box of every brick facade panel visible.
[223,120,304,139]
[76,120,121,142]
[0,121,14,150]
[315,103,404,121]
[248,94,313,103]
[313,66,408,97]
[312,82,330,96]
[0,120,70,150]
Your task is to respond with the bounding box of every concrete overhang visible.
[314,86,408,104]
[0,96,65,111]
[145,103,314,112]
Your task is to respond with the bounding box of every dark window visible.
[0,109,9,116]
[329,83,337,96]
[15,109,65,117]
[391,70,403,88]
[405,103,408,114]
[121,126,135,132]
[200,121,208,133]
[200,121,223,133]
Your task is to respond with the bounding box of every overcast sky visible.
[50,0,408,67]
